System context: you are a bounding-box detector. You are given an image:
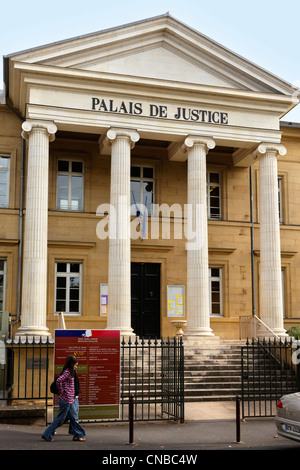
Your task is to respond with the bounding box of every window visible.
[55,262,82,314]
[0,155,10,208]
[278,177,283,224]
[0,260,6,315]
[207,172,221,220]
[130,165,154,216]
[57,160,83,211]
[209,267,223,316]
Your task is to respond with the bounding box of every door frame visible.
[131,261,161,338]
[131,251,168,337]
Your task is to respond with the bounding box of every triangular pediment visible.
[77,45,246,90]
[6,14,299,96]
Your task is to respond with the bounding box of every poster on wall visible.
[100,283,108,316]
[167,285,185,317]
[54,329,120,420]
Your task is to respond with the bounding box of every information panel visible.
[54,329,120,420]
[167,285,185,317]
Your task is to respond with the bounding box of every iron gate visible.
[161,337,184,422]
[241,338,299,418]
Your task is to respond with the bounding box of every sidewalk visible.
[185,401,236,421]
[1,401,300,451]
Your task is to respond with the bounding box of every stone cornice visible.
[254,250,297,258]
[10,61,297,118]
[48,240,96,249]
[0,239,19,246]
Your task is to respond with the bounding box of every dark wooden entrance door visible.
[131,263,160,338]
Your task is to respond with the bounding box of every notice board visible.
[54,329,120,420]
[167,285,185,317]
[100,283,108,316]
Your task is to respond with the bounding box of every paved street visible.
[0,401,300,454]
[0,418,299,451]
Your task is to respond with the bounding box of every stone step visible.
[184,356,241,362]
[122,339,295,403]
[184,360,241,367]
[183,340,243,401]
[186,369,241,376]
[185,365,239,371]
[185,376,241,383]
[185,382,241,390]
[187,395,238,402]
[122,341,245,402]
[185,389,241,399]
[0,405,46,424]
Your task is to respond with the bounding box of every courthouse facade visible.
[1,14,300,340]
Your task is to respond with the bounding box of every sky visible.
[1,0,300,122]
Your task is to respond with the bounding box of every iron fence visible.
[120,336,184,422]
[241,337,300,418]
[0,337,53,404]
[0,336,184,424]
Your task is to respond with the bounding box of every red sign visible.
[54,329,120,420]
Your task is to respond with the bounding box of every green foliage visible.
[287,326,300,340]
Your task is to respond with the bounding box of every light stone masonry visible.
[257,143,287,337]
[105,128,140,336]
[16,121,57,337]
[183,136,215,338]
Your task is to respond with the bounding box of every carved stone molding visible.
[182,135,216,153]
[21,120,57,142]
[100,127,140,154]
[256,142,287,158]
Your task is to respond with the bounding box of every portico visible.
[3,14,298,339]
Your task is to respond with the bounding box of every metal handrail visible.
[239,315,280,341]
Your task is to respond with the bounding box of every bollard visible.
[236,395,241,443]
[129,393,134,444]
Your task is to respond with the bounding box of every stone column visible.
[16,120,57,337]
[257,143,287,337]
[183,136,216,339]
[105,128,140,336]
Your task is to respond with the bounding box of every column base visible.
[183,327,215,344]
[15,326,51,338]
[184,327,214,337]
[274,330,289,338]
[105,326,136,339]
[257,326,288,339]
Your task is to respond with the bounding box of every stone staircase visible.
[183,339,244,402]
[120,338,245,403]
[121,337,297,405]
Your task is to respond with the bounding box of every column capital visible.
[182,135,216,153]
[21,120,57,142]
[256,142,287,158]
[106,127,140,148]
